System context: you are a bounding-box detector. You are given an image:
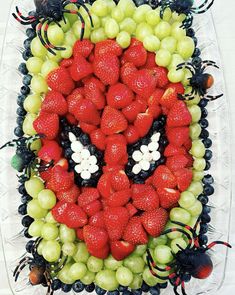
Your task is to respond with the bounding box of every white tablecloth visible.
[0,0,234,294]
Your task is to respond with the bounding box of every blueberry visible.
[134,0,148,6]
[192,57,202,68]
[24,38,32,50]
[201,213,211,224]
[95,286,106,295]
[17,94,26,106]
[64,148,73,158]
[200,119,209,129]
[203,138,212,148]
[203,184,214,196]
[88,144,97,155]
[107,291,119,295]
[204,150,213,161]
[200,223,208,234]
[23,74,32,85]
[17,116,24,126]
[61,284,72,293]
[192,47,201,58]
[17,107,27,116]
[181,274,191,282]
[131,289,142,295]
[186,28,195,37]
[22,49,33,61]
[205,161,211,171]
[203,205,211,214]
[25,240,34,253]
[26,27,36,38]
[159,136,168,147]
[85,283,95,293]
[200,129,209,139]
[24,228,32,238]
[199,99,208,108]
[123,291,132,295]
[141,282,150,292]
[199,234,208,245]
[158,282,168,289]
[201,108,208,118]
[203,175,214,185]
[51,279,62,291]
[18,63,28,75]
[18,204,27,215]
[149,287,160,295]
[18,184,26,194]
[61,140,70,148]
[21,85,31,96]
[79,133,90,145]
[21,194,32,204]
[198,195,209,205]
[73,281,85,292]
[192,37,198,47]
[22,215,34,227]
[118,286,128,292]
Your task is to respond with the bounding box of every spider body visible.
[12,0,93,55]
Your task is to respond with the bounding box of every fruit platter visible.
[0,0,232,295]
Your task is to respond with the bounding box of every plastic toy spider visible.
[13,238,67,295]
[160,0,214,29]
[176,59,223,101]
[12,0,93,55]
[146,218,231,295]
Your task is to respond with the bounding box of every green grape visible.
[171,22,186,41]
[47,50,62,63]
[167,68,184,83]
[123,255,145,274]
[155,49,172,67]
[27,199,48,219]
[26,57,43,74]
[104,255,123,270]
[129,274,143,289]
[171,238,187,254]
[31,37,47,59]
[177,36,195,60]
[165,221,182,239]
[58,263,75,284]
[42,240,61,262]
[112,7,125,22]
[182,68,193,86]
[188,105,202,123]
[90,13,101,29]
[92,0,109,17]
[170,207,191,224]
[116,31,131,49]
[148,235,167,249]
[90,28,107,43]
[37,239,47,255]
[28,220,44,237]
[187,181,204,196]
[95,270,119,291]
[118,0,136,17]
[168,53,184,69]
[116,267,133,286]
[104,0,116,13]
[60,224,76,243]
[22,114,37,136]
[45,211,57,224]
[119,18,136,34]
[25,177,44,198]
[162,7,172,21]
[188,216,200,234]
[172,12,186,22]
[143,248,154,264]
[31,75,48,94]
[38,189,57,210]
[73,242,90,263]
[41,60,59,78]
[47,24,64,45]
[64,4,78,25]
[30,138,41,153]
[161,36,177,54]
[41,223,59,240]
[143,35,160,52]
[69,262,88,280]
[105,19,119,39]
[79,3,92,19]
[73,20,91,39]
[101,16,112,27]
[133,5,151,23]
[193,171,204,181]
[81,270,96,285]
[193,158,206,171]
[186,93,201,105]
[143,267,163,286]
[154,21,171,40]
[179,191,196,209]
[190,123,202,140]
[64,30,77,47]
[154,245,173,264]
[191,140,206,158]
[62,242,77,256]
[58,16,71,32]
[87,256,104,273]
[132,245,147,256]
[136,22,153,42]
[187,200,203,216]
[145,8,161,26]
[23,94,42,114]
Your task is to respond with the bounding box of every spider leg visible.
[62,9,85,40]
[173,285,181,295]
[161,228,193,249]
[160,1,171,19]
[201,60,219,71]
[36,20,57,55]
[43,20,66,54]
[15,6,37,21]
[206,241,232,250]
[205,93,224,101]
[192,0,214,14]
[177,64,195,76]
[181,13,193,29]
[32,237,43,256]
[146,249,174,271]
[13,257,32,282]
[44,270,54,295]
[181,281,187,295]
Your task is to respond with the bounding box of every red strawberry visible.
[69,57,93,82]
[95,39,122,56]
[185,153,193,167]
[184,138,192,151]
[83,225,109,250]
[147,105,162,119]
[123,216,148,245]
[148,89,164,106]
[105,141,127,165]
[57,185,80,203]
[159,87,178,109]
[78,188,100,207]
[80,122,97,134]
[120,62,137,85]
[107,83,134,109]
[132,184,159,211]
[89,211,106,229]
[122,44,147,67]
[106,189,131,207]
[51,201,69,223]
[174,168,193,191]
[60,58,73,68]
[167,82,185,94]
[144,52,157,69]
[166,155,189,172]
[90,129,106,150]
[83,200,102,217]
[97,173,114,198]
[141,208,168,237]
[111,241,135,261]
[104,207,129,241]
[153,67,168,88]
[152,165,177,189]
[87,244,109,259]
[33,112,59,140]
[38,140,62,163]
[66,113,77,125]
[125,203,138,217]
[101,106,128,135]
[48,166,74,192]
[67,88,84,114]
[65,203,88,228]
[122,101,142,123]
[84,77,106,110]
[167,101,192,127]
[93,53,120,85]
[137,98,148,112]
[134,113,153,137]
[167,127,190,147]
[111,170,130,191]
[164,144,187,157]
[157,188,180,209]
[73,99,100,125]
[130,38,142,47]
[55,158,69,171]
[124,125,140,144]
[41,91,68,115]
[106,134,127,145]
[47,67,75,95]
[76,228,84,241]
[73,39,94,58]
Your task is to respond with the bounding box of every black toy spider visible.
[146,218,231,295]
[12,0,93,55]
[13,238,67,295]
[160,0,214,29]
[176,59,223,101]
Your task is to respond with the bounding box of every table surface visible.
[0,1,235,294]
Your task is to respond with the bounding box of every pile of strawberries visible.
[33,38,194,260]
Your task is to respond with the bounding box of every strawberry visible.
[48,166,74,192]
[144,52,157,69]
[33,112,59,140]
[105,141,127,165]
[67,88,84,114]
[90,129,106,150]
[73,39,94,58]
[120,62,137,85]
[89,211,106,229]
[80,122,97,134]
[69,54,93,81]
[153,67,168,88]
[167,82,185,95]
[141,208,168,237]
[174,168,193,191]
[159,87,178,109]
[83,200,102,217]
[51,201,69,223]
[184,138,192,151]
[101,106,128,135]
[125,203,138,217]
[111,170,130,191]
[137,98,148,112]
[84,77,106,110]
[185,153,193,167]
[110,241,135,261]
[164,144,187,157]
[93,53,120,85]
[97,173,114,198]
[152,165,177,189]
[134,113,153,137]
[104,207,129,241]
[106,189,131,207]
[122,101,142,123]
[57,185,80,203]
[148,89,165,106]
[132,184,159,211]
[66,113,77,125]
[106,134,127,145]
[55,158,69,171]
[122,44,147,67]
[41,90,68,115]
[167,127,190,147]
[73,99,100,125]
[157,188,180,209]
[123,217,148,245]
[130,38,142,47]
[95,39,122,56]
[166,155,189,172]
[124,125,140,144]
[147,105,162,119]
[38,140,62,163]
[167,101,192,127]
[60,58,73,68]
[76,228,84,241]
[83,225,109,250]
[78,188,100,207]
[65,203,88,228]
[87,244,109,259]
[107,83,134,109]
[47,67,75,95]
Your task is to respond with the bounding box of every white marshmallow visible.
[148,142,159,152]
[89,165,99,174]
[152,151,161,161]
[81,149,90,160]
[81,170,91,180]
[89,155,97,165]
[140,160,150,171]
[71,153,82,163]
[69,132,77,142]
[71,141,83,153]
[75,164,82,174]
[151,133,160,142]
[132,164,142,175]
[81,160,90,169]
[132,150,143,162]
[142,152,153,162]
[140,145,149,154]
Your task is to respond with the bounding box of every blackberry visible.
[85,283,95,293]
[73,281,85,292]
[61,284,72,293]
[18,204,27,215]
[51,279,62,291]
[181,274,191,282]
[17,107,27,116]
[21,215,34,227]
[18,63,28,75]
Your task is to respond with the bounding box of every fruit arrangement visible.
[0,0,232,295]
